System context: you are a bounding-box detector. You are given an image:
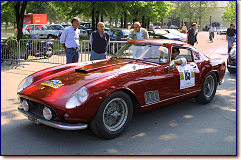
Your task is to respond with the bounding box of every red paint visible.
[18,40,226,123]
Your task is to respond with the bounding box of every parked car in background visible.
[50,24,65,31]
[17,39,225,139]
[23,24,61,39]
[79,29,88,38]
[105,28,131,41]
[62,24,70,28]
[216,26,227,35]
[104,28,131,54]
[164,29,187,41]
[169,25,179,29]
[227,40,236,73]
[152,29,186,42]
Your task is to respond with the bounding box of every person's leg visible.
[66,48,74,64]
[98,53,107,60]
[72,50,79,63]
[90,50,98,61]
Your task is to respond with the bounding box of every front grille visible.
[20,98,57,120]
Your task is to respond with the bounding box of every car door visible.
[172,47,201,94]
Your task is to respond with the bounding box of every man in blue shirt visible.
[209,24,216,42]
[89,22,110,61]
[60,17,80,64]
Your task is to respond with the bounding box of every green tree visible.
[1,1,16,29]
[222,1,236,24]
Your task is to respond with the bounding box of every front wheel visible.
[90,91,133,139]
[196,72,217,104]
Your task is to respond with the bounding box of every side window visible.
[179,48,193,62]
[112,31,121,37]
[35,25,43,30]
[26,25,34,30]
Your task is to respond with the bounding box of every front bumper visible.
[18,106,88,130]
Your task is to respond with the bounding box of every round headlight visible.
[65,87,89,109]
[229,48,236,58]
[22,100,29,112]
[43,107,52,120]
[17,76,34,93]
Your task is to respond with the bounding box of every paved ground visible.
[1,32,237,155]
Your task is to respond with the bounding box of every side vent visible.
[144,90,160,104]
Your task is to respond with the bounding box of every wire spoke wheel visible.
[103,98,128,132]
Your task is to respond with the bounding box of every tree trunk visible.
[124,12,127,28]
[120,16,123,28]
[101,14,103,22]
[5,21,8,30]
[142,16,145,28]
[15,1,27,41]
[95,10,100,29]
[147,19,150,30]
[91,3,95,32]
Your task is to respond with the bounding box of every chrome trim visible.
[218,79,224,85]
[227,65,236,69]
[141,90,201,108]
[18,107,88,130]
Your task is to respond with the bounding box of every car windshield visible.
[153,29,168,35]
[52,25,64,30]
[113,43,169,64]
[122,30,131,36]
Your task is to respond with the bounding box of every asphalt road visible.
[1,32,237,155]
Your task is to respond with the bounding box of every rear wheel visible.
[196,72,217,104]
[90,91,133,139]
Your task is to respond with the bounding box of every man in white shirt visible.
[60,17,80,64]
[127,22,149,41]
[209,24,216,42]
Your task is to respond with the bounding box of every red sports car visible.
[17,39,226,139]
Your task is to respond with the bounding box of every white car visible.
[164,29,187,41]
[216,27,227,35]
[79,29,88,38]
[23,24,62,39]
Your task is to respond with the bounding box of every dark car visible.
[105,28,131,41]
[227,41,236,73]
[17,39,225,139]
[105,28,131,54]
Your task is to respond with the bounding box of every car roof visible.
[127,39,189,47]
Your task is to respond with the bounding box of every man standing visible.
[209,24,216,42]
[226,24,236,51]
[60,17,80,64]
[186,23,197,46]
[89,22,110,61]
[127,22,149,41]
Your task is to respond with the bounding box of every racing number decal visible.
[177,65,195,89]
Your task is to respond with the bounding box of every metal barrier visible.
[1,39,19,66]
[18,39,127,64]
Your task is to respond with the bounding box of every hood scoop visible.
[75,61,132,73]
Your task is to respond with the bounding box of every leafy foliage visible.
[222,1,236,24]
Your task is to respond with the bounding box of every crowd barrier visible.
[1,38,127,67]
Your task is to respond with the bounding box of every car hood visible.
[20,58,156,105]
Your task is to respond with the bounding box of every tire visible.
[196,72,217,104]
[44,46,53,58]
[227,67,236,73]
[4,52,14,66]
[47,35,53,39]
[90,91,133,139]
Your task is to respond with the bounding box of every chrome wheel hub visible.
[103,98,128,132]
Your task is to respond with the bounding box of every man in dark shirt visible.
[89,22,110,61]
[226,24,236,51]
[186,23,197,46]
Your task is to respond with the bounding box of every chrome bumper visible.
[227,64,236,69]
[18,107,88,130]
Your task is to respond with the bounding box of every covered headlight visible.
[65,87,89,109]
[17,76,34,93]
[229,47,236,58]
